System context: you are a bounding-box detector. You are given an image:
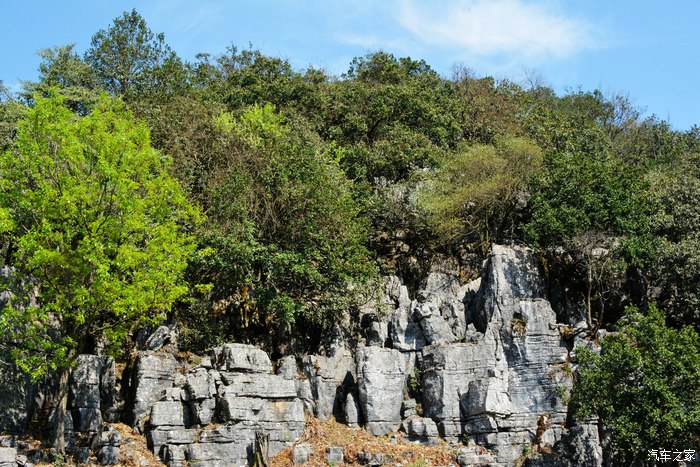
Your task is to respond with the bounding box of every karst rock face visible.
[0,245,603,466]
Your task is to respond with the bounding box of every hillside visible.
[0,9,698,466]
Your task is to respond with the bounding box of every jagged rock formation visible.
[356,244,602,466]
[144,343,305,467]
[0,244,604,466]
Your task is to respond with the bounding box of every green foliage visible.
[0,83,24,152]
[525,150,655,267]
[420,135,543,249]
[649,154,700,327]
[572,305,700,464]
[85,9,187,99]
[451,67,524,144]
[180,104,376,350]
[23,44,99,114]
[0,92,201,379]
[312,52,459,182]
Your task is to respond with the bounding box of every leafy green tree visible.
[572,305,700,465]
[451,66,524,144]
[525,151,653,263]
[0,92,202,449]
[649,153,700,328]
[23,44,98,113]
[85,9,187,99]
[0,83,24,152]
[180,103,375,351]
[419,136,543,250]
[312,52,459,182]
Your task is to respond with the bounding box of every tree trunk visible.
[586,257,593,328]
[51,366,72,452]
[253,431,269,467]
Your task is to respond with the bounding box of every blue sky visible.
[2,1,699,129]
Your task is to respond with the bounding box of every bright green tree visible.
[572,306,700,465]
[0,92,202,449]
[419,135,543,251]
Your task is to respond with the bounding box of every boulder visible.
[130,352,179,430]
[302,349,355,420]
[356,347,406,436]
[293,443,312,464]
[211,344,272,374]
[404,417,439,445]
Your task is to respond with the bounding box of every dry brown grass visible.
[113,422,165,466]
[271,417,457,466]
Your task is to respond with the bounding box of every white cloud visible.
[397,0,602,61]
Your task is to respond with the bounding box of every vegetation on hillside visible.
[0,9,699,454]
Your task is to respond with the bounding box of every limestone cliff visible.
[0,245,605,466]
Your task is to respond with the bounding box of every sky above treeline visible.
[2,0,698,130]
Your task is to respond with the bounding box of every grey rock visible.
[326,446,344,464]
[70,355,102,408]
[401,399,417,419]
[357,451,392,466]
[0,357,34,435]
[276,356,298,380]
[456,445,497,466]
[68,354,118,426]
[163,444,186,467]
[197,424,253,444]
[189,397,216,425]
[131,352,178,430]
[218,373,297,399]
[302,350,355,420]
[97,445,120,465]
[293,443,312,464]
[389,299,425,351]
[149,401,189,427]
[546,423,603,467]
[0,447,15,466]
[420,265,471,340]
[73,447,90,464]
[295,378,315,414]
[185,442,250,467]
[344,392,360,427]
[72,406,103,433]
[160,387,185,402]
[365,321,387,347]
[405,417,439,445]
[419,244,579,464]
[211,343,272,373]
[184,368,216,400]
[148,428,198,457]
[416,302,458,345]
[356,347,406,436]
[217,396,304,426]
[144,324,178,351]
[92,426,122,447]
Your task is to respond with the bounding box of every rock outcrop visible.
[0,244,605,466]
[143,343,305,467]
